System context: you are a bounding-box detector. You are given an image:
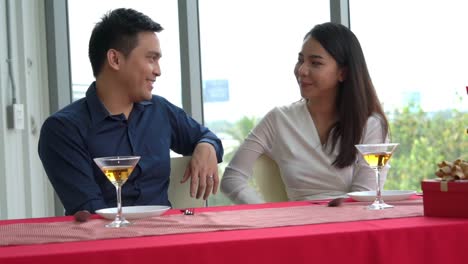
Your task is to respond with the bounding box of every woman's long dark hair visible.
[306,22,389,168]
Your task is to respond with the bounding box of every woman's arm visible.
[221,110,277,204]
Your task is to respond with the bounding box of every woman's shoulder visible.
[366,113,386,128]
[362,113,388,143]
[255,100,306,131]
[269,100,306,118]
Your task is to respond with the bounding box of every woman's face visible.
[294,36,345,100]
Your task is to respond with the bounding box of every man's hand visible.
[181,142,219,200]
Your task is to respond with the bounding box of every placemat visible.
[0,200,423,246]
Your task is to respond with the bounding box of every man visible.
[38,8,223,215]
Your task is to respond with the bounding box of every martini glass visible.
[94,156,140,227]
[355,143,399,210]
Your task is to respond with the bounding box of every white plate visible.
[96,205,171,220]
[347,190,416,202]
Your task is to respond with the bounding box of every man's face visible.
[119,31,162,102]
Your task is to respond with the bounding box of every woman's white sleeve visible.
[221,110,276,204]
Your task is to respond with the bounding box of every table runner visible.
[0,200,423,246]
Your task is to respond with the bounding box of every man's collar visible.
[86,82,110,125]
[85,82,153,125]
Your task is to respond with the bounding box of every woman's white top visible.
[221,100,388,204]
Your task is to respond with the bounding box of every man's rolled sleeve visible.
[165,99,223,162]
[198,137,223,163]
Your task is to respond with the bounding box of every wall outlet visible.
[6,104,25,130]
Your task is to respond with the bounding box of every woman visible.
[221,22,389,204]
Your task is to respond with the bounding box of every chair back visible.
[253,155,288,202]
[169,156,205,208]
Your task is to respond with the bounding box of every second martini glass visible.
[355,143,399,210]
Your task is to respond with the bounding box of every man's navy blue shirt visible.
[38,83,223,215]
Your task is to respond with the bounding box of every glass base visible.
[105,219,131,228]
[367,200,394,210]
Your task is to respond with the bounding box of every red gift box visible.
[421,179,468,217]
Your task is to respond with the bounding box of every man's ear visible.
[107,49,121,70]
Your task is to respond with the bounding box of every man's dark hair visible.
[88,8,163,77]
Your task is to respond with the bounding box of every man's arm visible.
[164,99,223,200]
[38,116,107,215]
[181,142,219,199]
[169,116,223,163]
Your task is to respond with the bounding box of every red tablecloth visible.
[1,200,468,264]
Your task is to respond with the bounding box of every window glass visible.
[350,0,468,191]
[199,0,330,205]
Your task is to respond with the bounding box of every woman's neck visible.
[306,96,337,122]
[306,97,338,145]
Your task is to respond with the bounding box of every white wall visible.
[0,0,54,220]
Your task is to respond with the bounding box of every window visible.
[199,0,331,205]
[350,0,468,191]
[68,0,182,107]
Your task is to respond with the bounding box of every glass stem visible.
[115,184,123,221]
[374,168,383,204]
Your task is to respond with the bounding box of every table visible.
[1,200,468,264]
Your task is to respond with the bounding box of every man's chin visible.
[131,94,152,103]
[143,93,153,101]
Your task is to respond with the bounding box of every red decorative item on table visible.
[422,159,468,218]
